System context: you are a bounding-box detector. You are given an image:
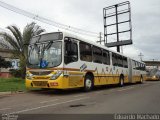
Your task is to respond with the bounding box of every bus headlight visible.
[26,73,33,80]
[50,71,62,80]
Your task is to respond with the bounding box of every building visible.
[143,60,160,71]
[0,48,19,78]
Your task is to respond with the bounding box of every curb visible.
[0,91,11,96]
[0,91,25,96]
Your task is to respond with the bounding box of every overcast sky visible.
[0,0,160,61]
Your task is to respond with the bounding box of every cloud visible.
[0,0,160,61]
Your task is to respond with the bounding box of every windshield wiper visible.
[39,42,53,68]
[44,42,53,50]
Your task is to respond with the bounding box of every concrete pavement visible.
[0,81,160,119]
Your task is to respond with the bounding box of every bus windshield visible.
[27,41,62,68]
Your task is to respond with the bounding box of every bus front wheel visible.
[84,75,93,92]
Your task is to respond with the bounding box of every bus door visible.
[64,37,83,87]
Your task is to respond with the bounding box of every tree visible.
[0,56,12,68]
[0,22,45,78]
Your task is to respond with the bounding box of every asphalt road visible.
[0,81,160,120]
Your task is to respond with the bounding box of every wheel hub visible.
[86,79,92,89]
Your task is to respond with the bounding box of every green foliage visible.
[0,56,12,68]
[9,69,21,78]
[0,78,26,92]
[0,22,45,78]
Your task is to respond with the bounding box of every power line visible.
[0,1,99,37]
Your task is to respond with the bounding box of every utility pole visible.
[97,32,104,45]
[99,32,102,44]
[115,4,120,52]
[138,52,144,62]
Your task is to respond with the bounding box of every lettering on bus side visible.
[106,67,108,72]
[80,63,87,71]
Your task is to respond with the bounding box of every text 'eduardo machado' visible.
[114,114,160,120]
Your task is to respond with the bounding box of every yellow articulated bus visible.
[26,32,146,91]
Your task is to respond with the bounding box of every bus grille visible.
[32,81,48,86]
[30,71,52,75]
[33,76,50,79]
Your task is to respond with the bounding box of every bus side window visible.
[132,60,135,69]
[138,62,141,70]
[134,61,137,69]
[112,53,118,66]
[123,57,128,68]
[117,55,123,67]
[103,50,110,65]
[143,64,146,71]
[141,63,143,70]
[64,38,78,64]
[80,42,92,62]
[93,46,102,64]
[136,62,139,70]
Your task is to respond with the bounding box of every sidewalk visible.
[0,91,25,96]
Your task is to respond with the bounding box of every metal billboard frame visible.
[103,1,132,52]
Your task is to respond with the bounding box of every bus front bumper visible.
[25,76,68,89]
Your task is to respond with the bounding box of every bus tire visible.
[140,76,143,84]
[119,76,124,87]
[84,75,93,92]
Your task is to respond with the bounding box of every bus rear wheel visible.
[140,76,143,83]
[84,75,93,92]
[119,76,124,87]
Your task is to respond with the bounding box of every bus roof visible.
[33,31,144,64]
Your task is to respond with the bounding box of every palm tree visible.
[0,22,45,78]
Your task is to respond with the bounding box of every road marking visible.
[117,87,134,92]
[142,84,149,86]
[95,91,103,94]
[106,89,116,93]
[0,108,11,111]
[40,99,59,104]
[73,95,85,98]
[10,97,90,114]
